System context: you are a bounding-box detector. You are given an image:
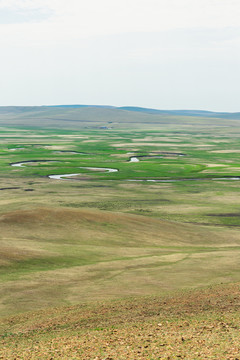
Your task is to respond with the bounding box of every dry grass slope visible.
[1,283,240,359]
[0,207,240,317]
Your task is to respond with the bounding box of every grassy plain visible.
[0,107,240,358]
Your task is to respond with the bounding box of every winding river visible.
[9,157,240,182]
[128,153,185,162]
[129,157,139,162]
[10,160,58,167]
[127,177,240,182]
[48,167,118,180]
[53,151,88,155]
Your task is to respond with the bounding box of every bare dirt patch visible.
[211,149,240,153]
[132,137,181,142]
[82,140,101,143]
[45,145,72,150]
[206,164,227,167]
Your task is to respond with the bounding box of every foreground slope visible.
[1,283,240,359]
[0,207,240,317]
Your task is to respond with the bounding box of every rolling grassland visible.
[0,107,240,358]
[0,206,239,317]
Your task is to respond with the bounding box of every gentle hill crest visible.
[1,104,240,119]
[0,105,240,129]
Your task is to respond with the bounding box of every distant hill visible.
[44,105,240,119]
[46,104,115,109]
[0,105,239,129]
[118,106,240,119]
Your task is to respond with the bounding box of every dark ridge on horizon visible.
[53,105,240,120]
[0,104,239,120]
[119,106,217,115]
[45,104,240,116]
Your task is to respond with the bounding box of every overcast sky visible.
[0,0,240,111]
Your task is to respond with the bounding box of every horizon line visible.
[0,104,239,114]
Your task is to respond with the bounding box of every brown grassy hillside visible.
[0,207,240,318]
[1,283,240,359]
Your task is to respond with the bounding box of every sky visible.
[0,0,240,111]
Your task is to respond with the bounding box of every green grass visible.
[1,133,240,225]
[0,113,239,321]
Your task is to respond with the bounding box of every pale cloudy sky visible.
[0,0,240,111]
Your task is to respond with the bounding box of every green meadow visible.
[0,120,240,227]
